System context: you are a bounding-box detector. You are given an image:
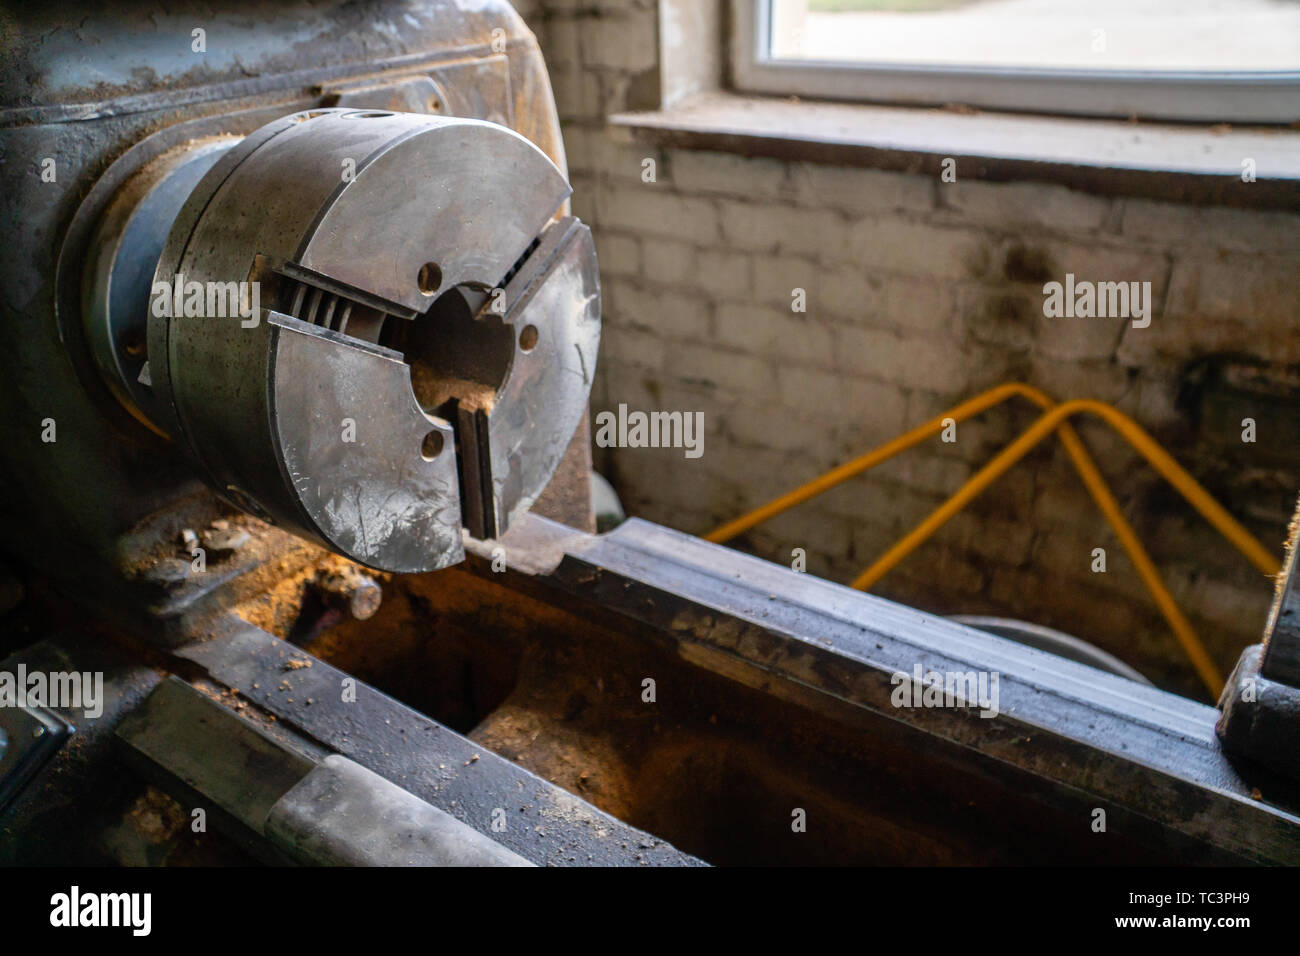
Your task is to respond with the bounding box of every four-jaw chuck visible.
[83,109,601,573]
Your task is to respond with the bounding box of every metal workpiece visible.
[266,756,533,867]
[88,108,602,573]
[315,567,385,621]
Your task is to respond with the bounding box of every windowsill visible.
[609,91,1300,210]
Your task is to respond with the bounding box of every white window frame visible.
[731,0,1300,124]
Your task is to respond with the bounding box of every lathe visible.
[1,0,1297,867]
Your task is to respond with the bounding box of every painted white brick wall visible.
[520,0,1300,697]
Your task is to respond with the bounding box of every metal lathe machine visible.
[1,0,1297,866]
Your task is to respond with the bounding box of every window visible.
[733,0,1300,123]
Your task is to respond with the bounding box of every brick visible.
[872,452,972,499]
[792,163,934,216]
[1123,376,1182,433]
[579,12,658,72]
[696,249,753,301]
[695,441,796,488]
[832,326,970,393]
[545,17,582,67]
[897,400,1028,467]
[596,185,720,242]
[1027,355,1131,404]
[714,303,833,366]
[966,464,1038,521]
[1034,239,1169,291]
[668,149,793,200]
[593,230,641,277]
[569,182,599,225]
[718,201,849,257]
[563,124,652,181]
[721,402,833,454]
[1124,311,1299,367]
[898,337,973,394]
[670,344,775,397]
[598,326,665,371]
[817,265,882,322]
[905,388,964,425]
[604,279,711,342]
[750,254,821,309]
[1121,199,1300,255]
[831,326,896,376]
[776,367,907,436]
[1027,529,1152,603]
[594,69,653,116]
[1165,251,1300,331]
[764,508,855,562]
[938,180,1111,234]
[987,569,1156,658]
[956,283,1039,352]
[1033,313,1127,362]
[640,237,698,286]
[883,540,990,600]
[615,461,719,517]
[849,518,905,567]
[1032,477,1098,532]
[552,70,603,122]
[846,218,990,280]
[1175,566,1272,634]
[594,362,666,413]
[882,276,956,334]
[937,510,1035,568]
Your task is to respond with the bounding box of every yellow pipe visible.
[1043,431,1214,690]
[708,382,1277,577]
[850,399,1283,695]
[705,382,1281,696]
[705,383,1033,544]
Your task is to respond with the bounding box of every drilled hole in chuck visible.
[417,262,443,295]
